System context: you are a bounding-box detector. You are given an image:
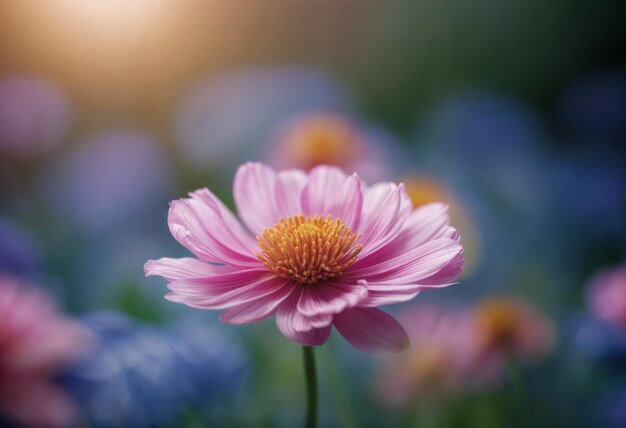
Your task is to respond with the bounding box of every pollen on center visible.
[256,214,362,285]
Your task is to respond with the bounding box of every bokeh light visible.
[0,75,71,156]
[39,129,174,235]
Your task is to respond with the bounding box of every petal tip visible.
[144,260,156,277]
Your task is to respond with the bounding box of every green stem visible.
[303,346,318,428]
[505,352,538,427]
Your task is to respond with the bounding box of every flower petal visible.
[356,202,459,268]
[349,238,463,281]
[190,188,258,249]
[356,182,411,259]
[233,162,280,235]
[219,280,294,324]
[334,307,409,354]
[144,257,233,281]
[404,203,459,246]
[355,242,464,307]
[361,238,464,286]
[301,165,348,216]
[164,269,274,308]
[168,189,258,266]
[274,169,308,218]
[296,282,368,317]
[282,324,333,347]
[167,274,286,310]
[325,173,363,230]
[350,240,463,309]
[276,287,333,345]
[356,279,421,307]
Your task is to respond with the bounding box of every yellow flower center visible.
[256,214,362,285]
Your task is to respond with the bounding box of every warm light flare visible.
[55,0,165,38]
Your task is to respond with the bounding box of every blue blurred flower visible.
[173,67,352,171]
[413,90,555,292]
[419,90,544,161]
[575,315,626,369]
[62,312,247,428]
[39,129,175,235]
[559,71,626,142]
[415,90,548,218]
[0,75,71,156]
[0,218,43,278]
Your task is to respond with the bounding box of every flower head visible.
[0,274,90,427]
[473,298,555,361]
[268,112,396,181]
[146,163,464,353]
[62,313,247,427]
[586,264,626,329]
[377,305,492,406]
[271,113,359,169]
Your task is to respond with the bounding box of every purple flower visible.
[39,129,174,234]
[0,218,43,278]
[0,75,71,156]
[587,264,626,330]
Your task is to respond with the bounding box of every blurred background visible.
[0,1,625,427]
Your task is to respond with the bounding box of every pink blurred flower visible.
[377,305,492,406]
[146,163,464,353]
[0,275,90,427]
[268,113,397,181]
[378,299,554,406]
[473,298,555,362]
[587,264,626,329]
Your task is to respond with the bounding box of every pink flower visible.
[0,274,90,427]
[145,163,464,353]
[586,264,626,329]
[268,113,395,181]
[377,305,489,406]
[473,298,555,362]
